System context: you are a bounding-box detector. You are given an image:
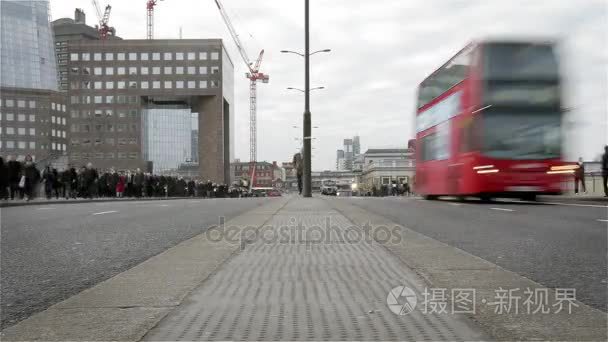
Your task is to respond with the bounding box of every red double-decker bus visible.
[414,39,576,201]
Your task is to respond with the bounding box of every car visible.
[266,189,282,197]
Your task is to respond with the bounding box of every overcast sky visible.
[50,0,607,169]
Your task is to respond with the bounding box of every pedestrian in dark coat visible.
[84,163,98,198]
[602,145,608,197]
[6,155,22,200]
[0,156,7,200]
[42,165,55,199]
[22,156,40,201]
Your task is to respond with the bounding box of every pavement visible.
[1,195,606,341]
[0,196,192,208]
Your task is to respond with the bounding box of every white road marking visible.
[36,207,56,210]
[158,204,170,207]
[448,203,463,206]
[597,219,608,223]
[490,207,514,212]
[189,201,201,203]
[537,201,608,208]
[92,210,118,216]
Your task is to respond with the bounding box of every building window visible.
[152,66,161,75]
[6,99,14,107]
[18,127,26,135]
[141,81,149,89]
[106,81,114,89]
[211,52,220,60]
[117,67,126,75]
[52,116,56,124]
[18,141,26,149]
[106,95,114,103]
[118,81,126,89]
[82,53,90,61]
[70,53,79,61]
[129,81,137,89]
[129,67,137,75]
[94,81,102,89]
[199,52,207,60]
[141,66,149,75]
[117,53,125,61]
[187,81,195,88]
[95,124,103,132]
[128,138,137,144]
[152,81,161,89]
[106,152,115,159]
[199,80,207,88]
[105,67,114,75]
[6,113,14,121]
[94,96,103,104]
[164,66,172,74]
[17,100,25,108]
[152,52,161,60]
[94,67,102,75]
[141,52,149,61]
[105,138,114,145]
[211,80,219,88]
[176,52,184,60]
[164,52,172,60]
[18,114,26,122]
[6,141,14,148]
[118,152,127,159]
[6,127,15,135]
[187,52,195,60]
[71,110,79,118]
[199,66,208,75]
[29,100,36,108]
[164,81,172,89]
[118,137,127,144]
[211,66,220,74]
[128,52,137,61]
[128,152,138,159]
[94,53,102,61]
[29,128,35,136]
[176,66,184,74]
[176,81,184,89]
[187,66,196,75]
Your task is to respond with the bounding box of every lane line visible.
[36,207,56,210]
[597,219,608,223]
[490,207,514,212]
[448,203,463,206]
[92,210,118,216]
[158,204,170,207]
[536,201,607,208]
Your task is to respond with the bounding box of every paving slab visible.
[143,198,486,341]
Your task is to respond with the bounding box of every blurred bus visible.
[415,39,576,201]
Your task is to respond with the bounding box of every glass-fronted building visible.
[142,107,193,173]
[0,0,58,90]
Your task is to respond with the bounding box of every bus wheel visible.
[521,194,537,201]
[424,195,438,200]
[479,195,492,202]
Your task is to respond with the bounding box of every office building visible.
[353,135,361,156]
[0,0,68,163]
[65,39,234,182]
[52,9,121,91]
[335,136,362,171]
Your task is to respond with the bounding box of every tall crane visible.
[146,0,163,39]
[214,0,269,165]
[91,0,112,40]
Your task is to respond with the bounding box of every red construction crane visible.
[91,0,112,39]
[146,0,163,39]
[214,0,269,166]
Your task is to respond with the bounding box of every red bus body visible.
[415,40,572,200]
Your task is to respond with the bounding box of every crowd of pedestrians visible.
[0,155,244,201]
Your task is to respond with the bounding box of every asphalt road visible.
[341,196,608,312]
[0,198,270,329]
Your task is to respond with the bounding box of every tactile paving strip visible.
[144,199,485,341]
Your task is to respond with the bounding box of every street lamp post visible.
[303,0,312,197]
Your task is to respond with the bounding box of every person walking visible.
[602,145,608,197]
[574,157,586,194]
[84,162,98,199]
[42,165,55,199]
[133,168,144,198]
[293,153,304,195]
[22,155,40,201]
[6,155,22,200]
[0,156,7,200]
[116,173,126,198]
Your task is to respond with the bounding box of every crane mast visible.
[146,0,161,39]
[214,0,269,166]
[91,0,112,39]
